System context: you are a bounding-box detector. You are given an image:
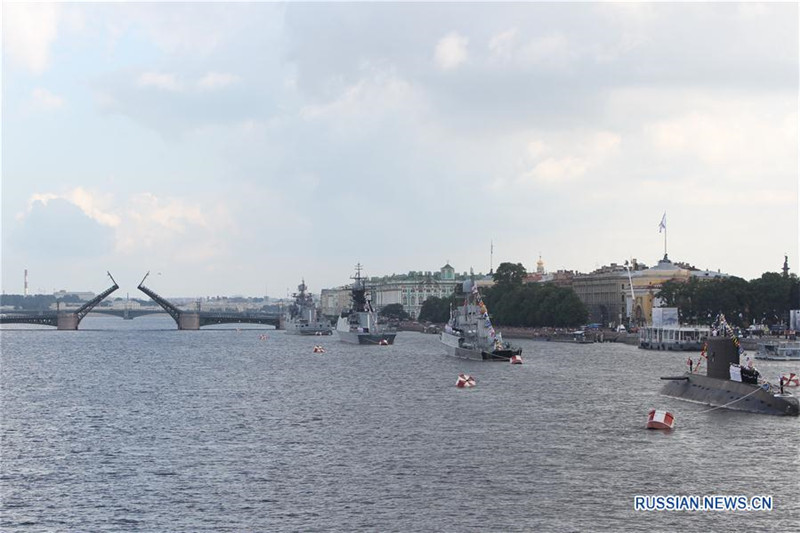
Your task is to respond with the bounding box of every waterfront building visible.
[572,261,642,327]
[371,264,463,319]
[320,286,353,320]
[523,255,576,287]
[572,255,728,327]
[322,264,486,320]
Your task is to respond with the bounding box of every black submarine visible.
[660,337,799,416]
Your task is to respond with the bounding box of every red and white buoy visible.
[509,355,523,365]
[646,409,675,430]
[313,345,325,353]
[456,373,476,388]
[781,372,799,387]
[379,339,389,345]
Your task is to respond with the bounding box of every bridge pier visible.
[178,313,200,330]
[57,314,79,330]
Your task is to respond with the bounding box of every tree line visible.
[418,262,588,327]
[416,261,799,329]
[657,272,799,327]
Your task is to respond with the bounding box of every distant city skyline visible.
[3,3,797,298]
[5,250,789,300]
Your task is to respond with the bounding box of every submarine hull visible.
[660,373,799,416]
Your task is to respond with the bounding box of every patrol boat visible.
[336,264,397,345]
[282,280,332,335]
[440,279,522,361]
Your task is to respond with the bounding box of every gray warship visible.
[660,336,799,416]
[335,264,397,345]
[440,279,522,361]
[282,280,332,336]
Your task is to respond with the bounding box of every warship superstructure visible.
[336,264,397,345]
[440,279,521,361]
[283,280,332,335]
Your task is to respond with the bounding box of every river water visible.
[2,315,798,532]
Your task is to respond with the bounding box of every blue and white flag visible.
[658,212,667,233]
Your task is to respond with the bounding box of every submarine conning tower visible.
[705,337,740,379]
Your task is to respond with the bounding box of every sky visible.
[2,2,798,299]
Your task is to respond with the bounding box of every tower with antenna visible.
[24,269,28,296]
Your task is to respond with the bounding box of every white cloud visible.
[197,72,241,91]
[136,71,241,93]
[29,88,65,111]
[114,193,236,263]
[65,188,121,228]
[4,3,60,74]
[523,156,588,185]
[489,28,518,62]
[636,91,797,175]
[518,33,576,70]
[20,188,119,227]
[435,32,468,70]
[138,72,184,92]
[300,67,423,122]
[515,130,621,187]
[15,188,231,258]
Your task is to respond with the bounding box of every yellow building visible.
[626,256,727,326]
[573,255,728,327]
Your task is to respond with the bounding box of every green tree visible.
[417,296,452,323]
[749,272,797,325]
[379,303,410,321]
[492,262,527,289]
[482,282,587,327]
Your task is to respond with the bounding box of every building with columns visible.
[321,264,486,320]
[572,255,728,327]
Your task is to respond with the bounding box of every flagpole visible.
[664,223,667,259]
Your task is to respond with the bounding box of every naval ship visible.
[282,280,332,335]
[335,264,397,345]
[660,336,798,416]
[440,279,522,361]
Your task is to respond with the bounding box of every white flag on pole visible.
[658,212,667,233]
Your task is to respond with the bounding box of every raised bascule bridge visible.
[0,272,120,330]
[0,272,281,331]
[136,272,281,330]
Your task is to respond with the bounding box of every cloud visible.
[29,88,65,111]
[138,72,184,92]
[3,3,60,74]
[15,188,229,262]
[517,32,576,70]
[136,71,242,93]
[12,198,115,258]
[198,72,242,91]
[20,188,119,227]
[114,193,236,264]
[515,130,621,188]
[489,28,518,62]
[435,32,468,70]
[299,66,422,122]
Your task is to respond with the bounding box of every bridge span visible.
[137,272,281,330]
[0,272,119,329]
[0,273,282,330]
